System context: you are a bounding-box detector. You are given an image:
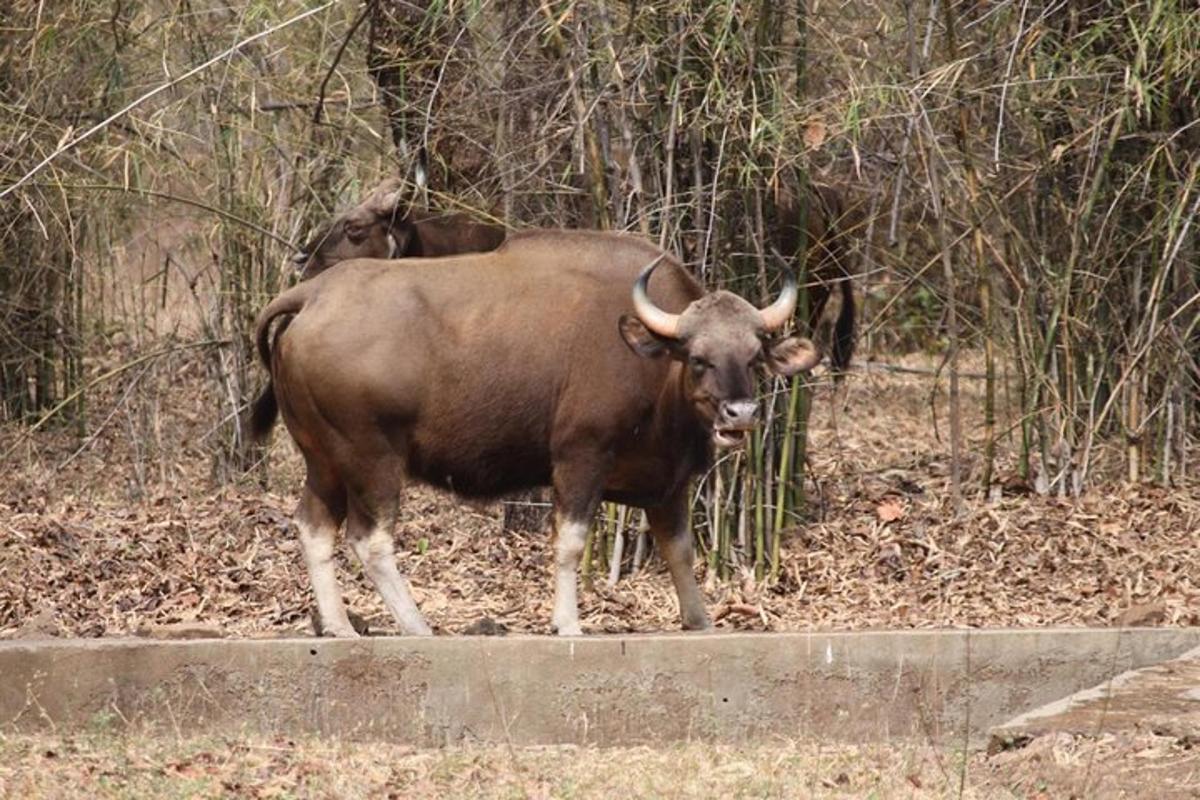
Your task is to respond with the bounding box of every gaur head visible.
[290,179,411,280]
[619,256,821,449]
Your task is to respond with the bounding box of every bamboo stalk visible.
[771,378,803,582]
[941,0,995,492]
[606,519,625,589]
[709,465,723,580]
[752,425,767,582]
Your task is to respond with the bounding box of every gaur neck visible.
[649,362,713,482]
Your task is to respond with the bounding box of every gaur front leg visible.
[646,494,712,631]
[550,512,592,636]
[549,454,608,636]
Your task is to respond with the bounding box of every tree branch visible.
[0,2,336,201]
[314,1,375,125]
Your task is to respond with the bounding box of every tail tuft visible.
[245,288,306,444]
[830,278,856,378]
[247,381,279,444]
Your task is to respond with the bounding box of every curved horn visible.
[631,254,681,339]
[759,268,798,331]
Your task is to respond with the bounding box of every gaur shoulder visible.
[501,228,687,270]
[504,227,664,253]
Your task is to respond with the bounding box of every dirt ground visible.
[1,352,1196,640]
[2,351,1198,797]
[984,730,1200,799]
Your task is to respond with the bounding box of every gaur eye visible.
[343,221,367,242]
[689,356,712,373]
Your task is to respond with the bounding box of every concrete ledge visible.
[2,629,1197,747]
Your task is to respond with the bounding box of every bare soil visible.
[984,730,1200,799]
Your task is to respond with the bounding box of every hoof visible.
[311,609,368,638]
[321,626,361,639]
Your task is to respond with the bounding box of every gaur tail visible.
[830,276,856,378]
[246,286,308,443]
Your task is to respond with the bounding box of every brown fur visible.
[253,230,817,633]
[249,181,506,440]
[292,179,853,372]
[772,183,857,373]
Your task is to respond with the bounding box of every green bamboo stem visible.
[771,377,803,582]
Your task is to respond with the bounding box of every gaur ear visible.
[619,314,673,358]
[369,185,405,219]
[371,190,416,256]
[765,336,821,376]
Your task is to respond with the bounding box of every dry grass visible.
[1,349,1195,640]
[985,730,1200,800]
[2,728,1197,799]
[0,732,986,799]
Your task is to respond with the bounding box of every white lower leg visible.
[351,528,431,636]
[551,516,589,635]
[297,521,357,637]
[659,529,711,630]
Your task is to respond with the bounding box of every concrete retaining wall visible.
[2,629,1197,746]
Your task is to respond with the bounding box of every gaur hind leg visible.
[295,465,356,637]
[646,493,712,631]
[345,481,432,636]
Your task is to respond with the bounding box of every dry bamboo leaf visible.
[803,119,827,151]
[876,497,905,523]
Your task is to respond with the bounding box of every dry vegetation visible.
[0,734,1008,799]
[3,728,1199,799]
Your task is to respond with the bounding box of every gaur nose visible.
[719,400,759,428]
